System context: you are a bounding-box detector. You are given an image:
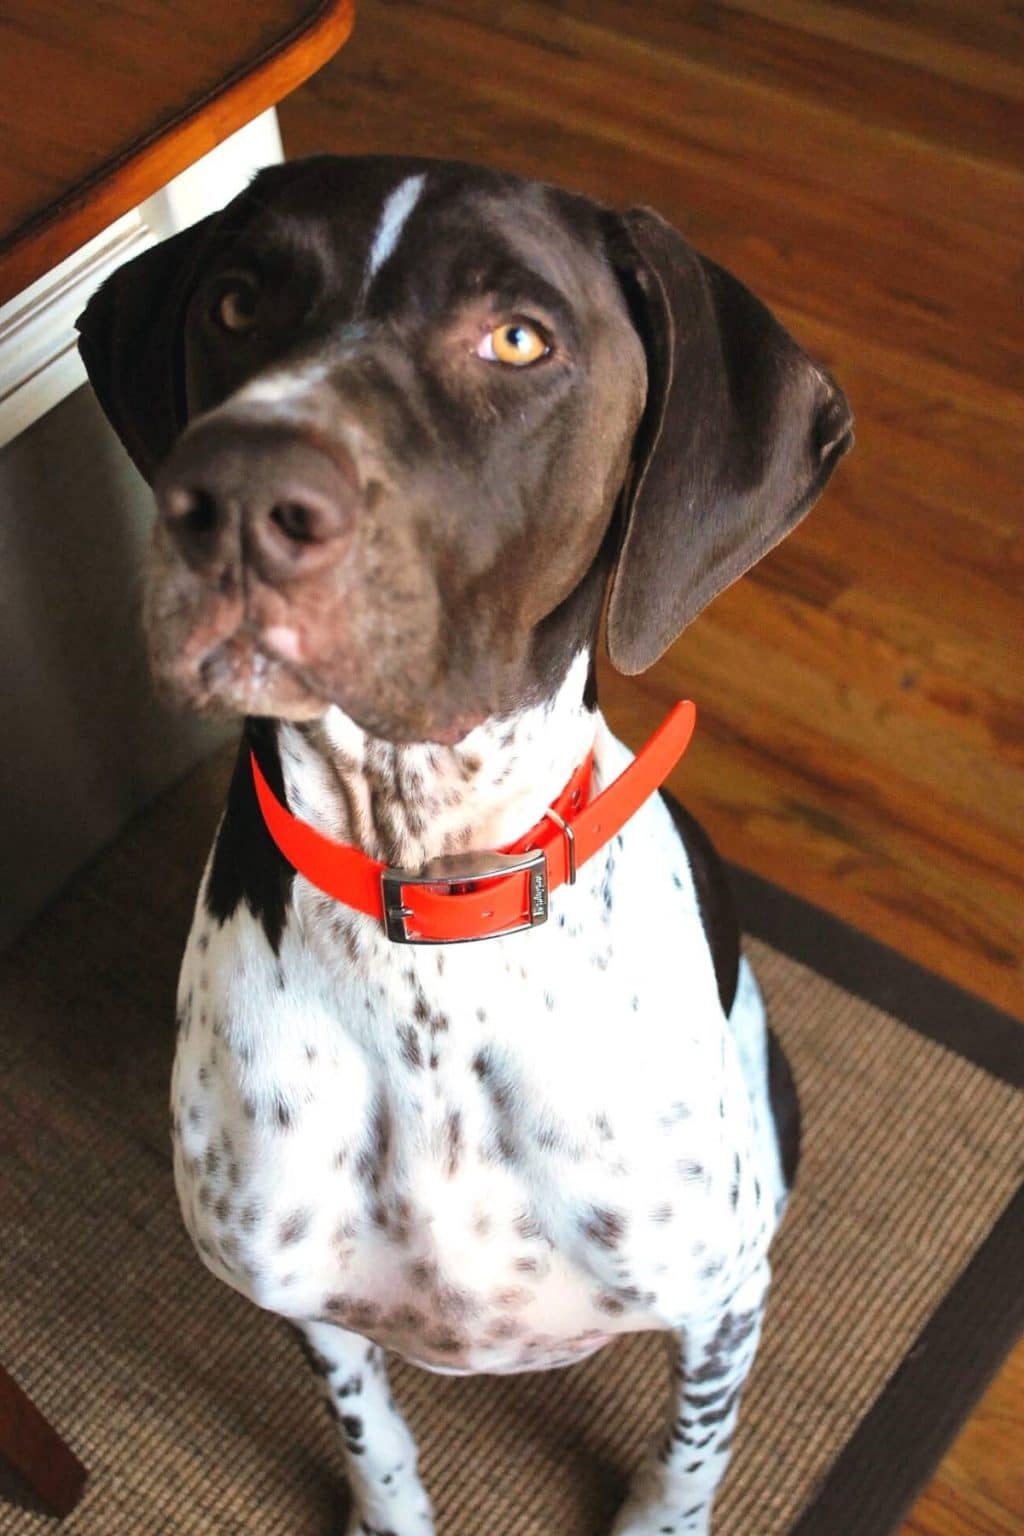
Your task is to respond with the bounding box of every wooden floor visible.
[278,3,1023,1532]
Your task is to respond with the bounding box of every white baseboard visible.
[0,108,284,451]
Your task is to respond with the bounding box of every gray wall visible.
[0,386,230,950]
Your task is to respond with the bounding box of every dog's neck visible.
[276,651,599,871]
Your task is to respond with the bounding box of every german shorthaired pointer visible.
[77,156,851,1535]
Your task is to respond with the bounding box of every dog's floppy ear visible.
[603,206,853,675]
[76,213,221,484]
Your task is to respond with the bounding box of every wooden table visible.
[0,1,354,1513]
[0,0,354,305]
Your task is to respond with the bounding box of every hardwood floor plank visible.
[514,0,1024,170]
[396,0,1024,232]
[729,0,1024,98]
[869,0,1024,62]
[936,1343,1024,1512]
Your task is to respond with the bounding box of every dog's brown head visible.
[78,155,852,743]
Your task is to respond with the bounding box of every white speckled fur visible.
[171,650,785,1535]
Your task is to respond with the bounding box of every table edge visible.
[0,0,356,305]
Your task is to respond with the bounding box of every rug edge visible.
[731,864,1023,1088]
[788,1184,1024,1536]
[732,862,1024,1535]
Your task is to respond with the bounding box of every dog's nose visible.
[155,418,357,582]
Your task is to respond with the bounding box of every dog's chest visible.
[172,788,764,1374]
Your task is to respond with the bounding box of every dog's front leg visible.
[297,1320,434,1536]
[611,1263,769,1536]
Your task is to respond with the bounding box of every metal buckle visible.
[542,807,577,885]
[380,848,549,944]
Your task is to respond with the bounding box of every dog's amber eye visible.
[214,282,260,334]
[478,320,550,366]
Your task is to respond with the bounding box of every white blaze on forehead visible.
[364,173,427,287]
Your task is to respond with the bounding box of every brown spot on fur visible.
[390,1304,425,1331]
[584,1206,628,1248]
[279,1208,312,1246]
[426,1329,464,1354]
[493,1286,531,1308]
[409,1259,437,1289]
[347,1300,380,1329]
[437,1285,476,1320]
[357,1098,391,1188]
[444,1110,463,1177]
[398,1023,423,1069]
[240,1201,261,1231]
[487,1316,523,1339]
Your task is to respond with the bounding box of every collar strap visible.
[251,700,696,945]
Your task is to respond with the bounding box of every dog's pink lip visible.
[171,609,487,742]
[188,615,304,686]
[171,623,325,716]
[262,624,306,663]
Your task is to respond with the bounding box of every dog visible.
[77,155,851,1535]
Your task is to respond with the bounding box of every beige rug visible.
[1,747,1021,1534]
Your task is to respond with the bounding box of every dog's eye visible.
[477,320,551,367]
[213,280,260,334]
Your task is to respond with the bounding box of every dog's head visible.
[78,155,851,743]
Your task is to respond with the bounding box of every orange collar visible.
[251,701,696,944]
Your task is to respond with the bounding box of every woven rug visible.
[1,746,1021,1536]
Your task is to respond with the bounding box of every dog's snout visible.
[156,419,357,582]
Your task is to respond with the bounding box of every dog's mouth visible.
[181,636,488,743]
[146,553,495,742]
[152,612,329,721]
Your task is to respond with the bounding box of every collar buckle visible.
[381,847,549,944]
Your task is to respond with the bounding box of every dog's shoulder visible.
[657,789,740,1017]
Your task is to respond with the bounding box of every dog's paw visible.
[346,1516,434,1536]
[344,1484,435,1536]
[610,1491,711,1536]
[610,1514,710,1536]
[348,1525,433,1536]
